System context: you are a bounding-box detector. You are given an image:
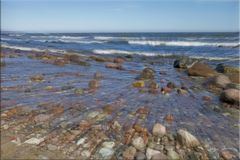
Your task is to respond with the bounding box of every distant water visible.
[1,32,239,61]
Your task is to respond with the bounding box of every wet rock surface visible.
[1,48,239,159]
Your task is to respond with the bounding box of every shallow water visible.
[1,49,239,156]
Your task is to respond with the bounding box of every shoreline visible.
[1,47,239,159]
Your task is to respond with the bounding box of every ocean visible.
[1,32,239,63]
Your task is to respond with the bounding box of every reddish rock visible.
[88,79,99,89]
[51,105,64,115]
[188,62,217,77]
[164,114,174,122]
[124,128,135,145]
[136,107,149,115]
[161,87,172,94]
[79,120,91,130]
[202,96,211,102]
[221,150,235,160]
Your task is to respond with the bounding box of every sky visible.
[1,0,239,32]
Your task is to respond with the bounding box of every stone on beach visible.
[88,79,99,89]
[30,74,44,82]
[152,123,166,137]
[216,63,240,74]
[148,81,159,89]
[123,146,137,160]
[173,58,196,69]
[146,148,161,160]
[24,137,45,145]
[74,88,84,95]
[105,63,123,70]
[214,74,231,88]
[228,74,240,84]
[167,150,180,160]
[132,136,146,151]
[164,114,174,122]
[188,62,217,77]
[94,72,104,79]
[167,82,177,89]
[34,114,52,123]
[133,80,145,88]
[137,67,155,80]
[220,89,240,104]
[113,57,125,63]
[176,129,200,148]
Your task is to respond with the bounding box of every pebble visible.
[221,150,235,160]
[132,136,146,151]
[88,79,99,89]
[152,123,166,137]
[167,150,180,160]
[146,148,161,160]
[135,152,146,160]
[24,137,45,145]
[102,141,115,149]
[94,72,104,79]
[176,129,200,148]
[74,88,84,95]
[133,80,145,88]
[99,147,114,159]
[123,146,137,160]
[76,137,87,146]
[47,144,57,151]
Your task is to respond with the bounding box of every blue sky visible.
[1,0,239,32]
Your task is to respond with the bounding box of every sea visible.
[1,32,239,65]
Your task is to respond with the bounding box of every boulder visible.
[152,123,166,137]
[173,58,196,69]
[188,62,217,77]
[137,67,155,80]
[228,74,240,84]
[216,63,240,74]
[220,89,240,104]
[176,129,200,148]
[214,75,231,88]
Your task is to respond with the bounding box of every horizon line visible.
[1,30,239,34]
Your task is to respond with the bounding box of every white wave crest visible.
[93,49,239,61]
[1,44,65,53]
[128,40,239,47]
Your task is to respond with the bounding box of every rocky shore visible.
[1,47,239,160]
